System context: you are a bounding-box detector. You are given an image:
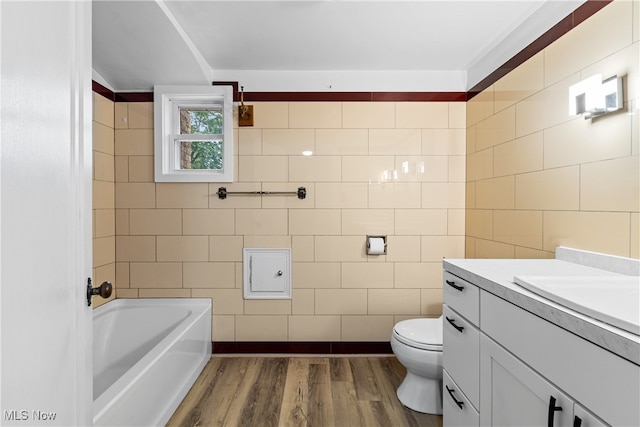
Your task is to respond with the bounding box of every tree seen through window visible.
[179,108,223,170]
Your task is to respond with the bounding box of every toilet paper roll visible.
[368,237,386,255]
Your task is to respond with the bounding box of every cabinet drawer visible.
[443,304,479,409]
[443,271,479,325]
[443,369,479,427]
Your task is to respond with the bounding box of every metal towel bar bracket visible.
[216,186,306,200]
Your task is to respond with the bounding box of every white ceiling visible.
[92,0,586,93]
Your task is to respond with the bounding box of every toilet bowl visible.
[390,316,443,414]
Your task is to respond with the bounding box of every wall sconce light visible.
[569,74,623,119]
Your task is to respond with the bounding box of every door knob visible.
[87,278,113,306]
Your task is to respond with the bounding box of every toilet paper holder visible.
[366,235,387,255]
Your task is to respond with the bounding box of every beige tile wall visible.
[93,93,116,307]
[112,99,466,341]
[466,0,640,259]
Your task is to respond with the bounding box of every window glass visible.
[179,107,223,135]
[178,140,223,170]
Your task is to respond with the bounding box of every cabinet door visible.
[481,290,638,426]
[480,334,574,427]
[574,404,609,427]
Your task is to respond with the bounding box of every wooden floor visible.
[167,356,443,427]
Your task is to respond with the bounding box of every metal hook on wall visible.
[239,86,248,117]
[238,85,254,126]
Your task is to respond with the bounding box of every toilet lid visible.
[393,317,443,351]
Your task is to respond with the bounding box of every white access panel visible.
[243,248,291,299]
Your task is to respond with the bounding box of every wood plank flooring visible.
[167,356,443,427]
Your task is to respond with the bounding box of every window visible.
[154,85,234,182]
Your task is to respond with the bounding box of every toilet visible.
[390,316,443,414]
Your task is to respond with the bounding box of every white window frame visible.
[154,85,234,182]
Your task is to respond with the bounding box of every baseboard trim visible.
[212,341,392,355]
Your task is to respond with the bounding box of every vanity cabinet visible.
[443,261,640,427]
[442,271,480,426]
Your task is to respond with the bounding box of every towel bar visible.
[216,186,306,200]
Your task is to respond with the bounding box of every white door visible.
[1,1,93,426]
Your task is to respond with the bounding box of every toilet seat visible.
[393,318,442,351]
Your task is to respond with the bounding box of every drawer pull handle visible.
[547,396,563,427]
[446,279,464,291]
[446,316,464,333]
[445,385,464,410]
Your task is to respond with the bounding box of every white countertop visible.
[442,257,640,365]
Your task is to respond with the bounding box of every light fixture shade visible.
[569,74,623,119]
[601,75,623,112]
[569,74,602,115]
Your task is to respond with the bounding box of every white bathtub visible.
[93,298,211,426]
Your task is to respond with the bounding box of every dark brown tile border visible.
[115,92,154,103]
[234,91,466,102]
[94,0,610,103]
[92,81,115,101]
[372,92,467,102]
[241,91,373,102]
[573,0,613,26]
[212,341,393,355]
[94,84,466,103]
[467,0,612,99]
[92,82,154,102]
